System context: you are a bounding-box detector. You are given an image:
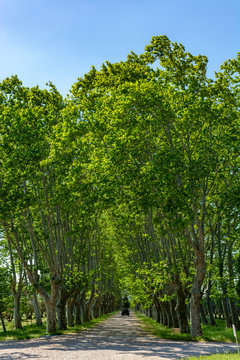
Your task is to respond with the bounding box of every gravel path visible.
[0,312,237,359]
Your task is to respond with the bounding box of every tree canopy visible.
[0,36,240,336]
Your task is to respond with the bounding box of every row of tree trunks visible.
[55,289,114,330]
[149,292,189,333]
[2,261,116,334]
[58,286,102,330]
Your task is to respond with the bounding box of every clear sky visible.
[0,0,239,96]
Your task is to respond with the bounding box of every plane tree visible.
[70,36,239,336]
[0,77,69,332]
[1,37,239,336]
[0,77,101,332]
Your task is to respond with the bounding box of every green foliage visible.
[0,267,11,314]
[0,36,240,333]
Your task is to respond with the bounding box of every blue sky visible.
[0,0,239,96]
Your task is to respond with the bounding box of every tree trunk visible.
[160,302,168,326]
[85,303,93,322]
[101,295,109,314]
[43,278,60,333]
[222,297,232,328]
[170,299,179,328]
[207,223,216,326]
[229,299,240,330]
[165,302,173,328]
[85,279,96,321]
[8,235,23,330]
[227,239,240,330]
[0,312,7,332]
[200,300,209,325]
[153,294,161,324]
[149,306,153,319]
[93,296,101,318]
[75,302,82,325]
[190,287,202,336]
[75,290,86,325]
[175,282,190,333]
[190,250,205,336]
[12,291,22,330]
[31,290,42,326]
[81,303,88,322]
[217,217,232,328]
[67,295,76,327]
[206,292,216,326]
[45,300,57,333]
[188,202,207,336]
[57,288,69,330]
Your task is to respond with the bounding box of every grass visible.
[0,321,47,341]
[135,311,240,343]
[0,312,116,341]
[183,353,240,360]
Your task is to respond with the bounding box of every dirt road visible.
[0,312,237,359]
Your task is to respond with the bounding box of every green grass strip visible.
[0,312,117,341]
[184,353,239,360]
[135,311,238,343]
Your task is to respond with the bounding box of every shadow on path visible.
[0,313,237,360]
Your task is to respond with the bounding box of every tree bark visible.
[12,289,23,330]
[93,296,101,318]
[153,293,161,324]
[75,302,82,325]
[31,290,43,326]
[216,216,232,328]
[200,299,209,325]
[175,281,190,333]
[188,213,206,337]
[74,290,86,325]
[84,279,96,322]
[0,312,7,332]
[43,278,60,333]
[160,302,172,328]
[159,302,168,326]
[190,249,205,336]
[229,298,240,330]
[57,288,69,330]
[148,306,153,319]
[222,297,232,328]
[227,239,240,330]
[7,234,23,330]
[45,300,57,333]
[206,292,216,326]
[67,294,76,327]
[206,223,216,326]
[170,299,179,328]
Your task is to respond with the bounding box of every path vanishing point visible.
[0,312,237,360]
